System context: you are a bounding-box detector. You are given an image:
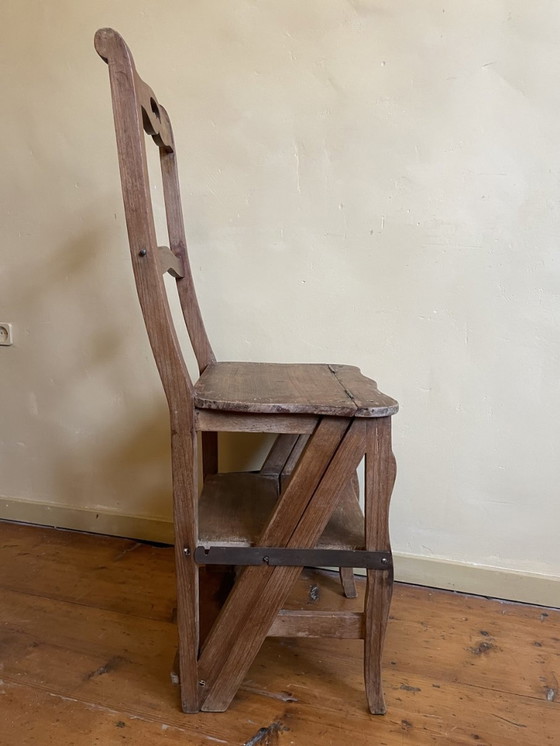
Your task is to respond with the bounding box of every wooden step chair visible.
[95,28,399,715]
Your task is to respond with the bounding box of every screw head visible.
[262,555,270,564]
[183,548,191,556]
[138,249,147,257]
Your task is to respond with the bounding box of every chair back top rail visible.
[94,28,214,406]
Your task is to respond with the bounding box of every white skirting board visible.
[1,495,559,609]
[391,553,560,610]
[0,496,175,545]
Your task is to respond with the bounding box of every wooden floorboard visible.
[0,521,558,745]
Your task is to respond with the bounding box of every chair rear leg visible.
[338,470,361,598]
[172,432,201,713]
[339,566,358,598]
[175,544,200,713]
[364,566,393,713]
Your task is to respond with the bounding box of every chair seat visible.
[194,362,398,418]
[199,472,365,550]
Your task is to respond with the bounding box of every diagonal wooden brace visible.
[195,417,349,687]
[197,417,366,711]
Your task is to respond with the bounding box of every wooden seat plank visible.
[194,362,397,418]
[329,364,399,417]
[194,362,355,416]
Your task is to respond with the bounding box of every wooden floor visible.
[0,522,558,745]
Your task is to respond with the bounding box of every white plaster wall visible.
[1,1,559,595]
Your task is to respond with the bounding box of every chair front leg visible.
[338,470,361,598]
[363,416,396,715]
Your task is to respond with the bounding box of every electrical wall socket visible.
[0,323,13,346]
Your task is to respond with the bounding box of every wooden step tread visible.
[198,472,365,551]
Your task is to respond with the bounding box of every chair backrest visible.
[95,28,215,415]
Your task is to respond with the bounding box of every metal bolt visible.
[262,555,270,564]
[183,548,191,556]
[198,679,206,687]
[138,249,147,257]
[381,557,389,566]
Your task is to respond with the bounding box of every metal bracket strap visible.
[192,545,392,570]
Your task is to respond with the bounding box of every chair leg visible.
[175,545,200,713]
[338,470,361,598]
[363,417,396,715]
[339,566,358,599]
[364,566,394,714]
[171,430,201,714]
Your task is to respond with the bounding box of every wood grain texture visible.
[159,137,215,374]
[198,471,364,550]
[196,418,350,708]
[194,362,398,417]
[364,417,397,715]
[279,434,309,489]
[260,433,359,598]
[95,27,201,712]
[268,610,364,638]
[339,566,359,599]
[257,419,351,548]
[2,523,559,745]
[329,364,399,417]
[199,419,366,711]
[195,409,318,434]
[338,471,361,598]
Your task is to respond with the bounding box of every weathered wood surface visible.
[268,610,364,638]
[197,419,357,710]
[195,409,319,434]
[279,434,309,489]
[96,26,401,717]
[194,362,398,417]
[337,471,361,598]
[339,566,359,599]
[159,133,215,374]
[260,432,359,599]
[198,471,364,550]
[364,417,397,714]
[1,523,559,745]
[329,364,399,417]
[260,434,300,477]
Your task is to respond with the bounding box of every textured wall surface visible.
[1,1,559,592]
